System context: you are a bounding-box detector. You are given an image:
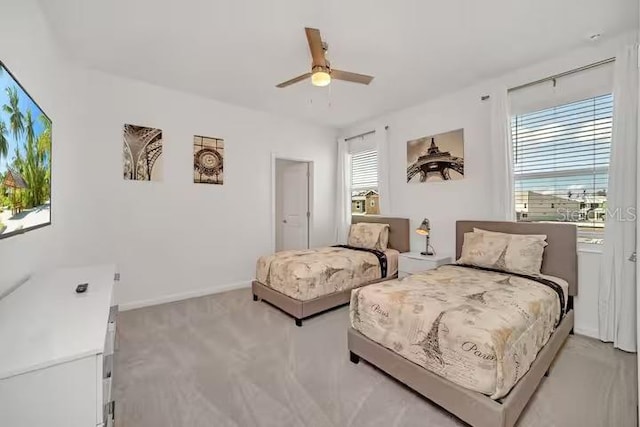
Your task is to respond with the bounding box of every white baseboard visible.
[119,280,251,311]
[573,326,599,339]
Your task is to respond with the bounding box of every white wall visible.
[65,69,336,309]
[575,246,603,337]
[341,32,637,339]
[0,0,337,308]
[0,0,109,297]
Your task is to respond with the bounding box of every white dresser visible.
[398,253,452,278]
[0,264,118,427]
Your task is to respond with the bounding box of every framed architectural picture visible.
[123,124,163,181]
[407,129,464,183]
[193,135,224,185]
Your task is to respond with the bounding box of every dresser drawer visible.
[103,354,113,379]
[399,256,436,274]
[103,401,115,427]
[104,328,116,356]
[108,305,118,323]
[104,305,118,355]
[96,354,113,425]
[103,377,112,406]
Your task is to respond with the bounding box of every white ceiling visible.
[38,0,637,128]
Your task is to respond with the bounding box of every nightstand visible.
[398,252,452,278]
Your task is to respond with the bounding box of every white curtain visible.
[490,87,516,220]
[376,126,391,215]
[599,44,639,352]
[334,138,352,244]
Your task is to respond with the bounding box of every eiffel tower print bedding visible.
[350,264,568,399]
[256,247,399,301]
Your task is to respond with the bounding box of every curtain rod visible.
[481,57,616,100]
[345,130,375,141]
[508,57,615,92]
[344,126,389,142]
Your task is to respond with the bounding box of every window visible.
[350,149,379,215]
[512,94,612,240]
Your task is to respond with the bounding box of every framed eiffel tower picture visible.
[407,129,464,183]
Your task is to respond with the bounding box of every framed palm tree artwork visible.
[0,61,52,239]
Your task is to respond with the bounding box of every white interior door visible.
[276,160,309,251]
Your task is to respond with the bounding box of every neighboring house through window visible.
[350,148,380,215]
[511,93,613,243]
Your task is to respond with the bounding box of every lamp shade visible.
[416,218,430,236]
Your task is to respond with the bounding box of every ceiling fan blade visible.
[276,73,312,88]
[332,69,374,85]
[305,27,326,67]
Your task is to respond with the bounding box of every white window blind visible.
[351,149,378,191]
[511,93,613,233]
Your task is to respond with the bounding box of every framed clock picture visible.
[193,135,224,185]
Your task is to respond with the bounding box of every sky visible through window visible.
[511,94,612,234]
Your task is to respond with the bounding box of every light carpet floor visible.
[114,288,637,427]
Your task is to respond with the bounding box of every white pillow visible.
[348,223,390,250]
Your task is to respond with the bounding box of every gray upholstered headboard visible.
[352,216,410,253]
[456,221,578,296]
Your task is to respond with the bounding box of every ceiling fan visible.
[276,27,374,88]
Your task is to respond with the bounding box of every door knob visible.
[282,219,287,224]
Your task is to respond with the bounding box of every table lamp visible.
[416,218,435,256]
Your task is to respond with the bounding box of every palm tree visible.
[20,109,46,208]
[11,145,23,174]
[0,120,8,160]
[11,109,52,208]
[37,114,51,160]
[2,86,25,142]
[25,109,35,146]
[37,115,52,196]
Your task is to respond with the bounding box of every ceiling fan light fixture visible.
[311,66,331,87]
[275,28,373,88]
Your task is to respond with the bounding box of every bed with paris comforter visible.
[350,264,567,399]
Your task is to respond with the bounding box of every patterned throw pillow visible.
[458,230,547,276]
[473,228,547,275]
[457,232,510,268]
[503,235,547,275]
[473,228,547,242]
[348,223,390,250]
